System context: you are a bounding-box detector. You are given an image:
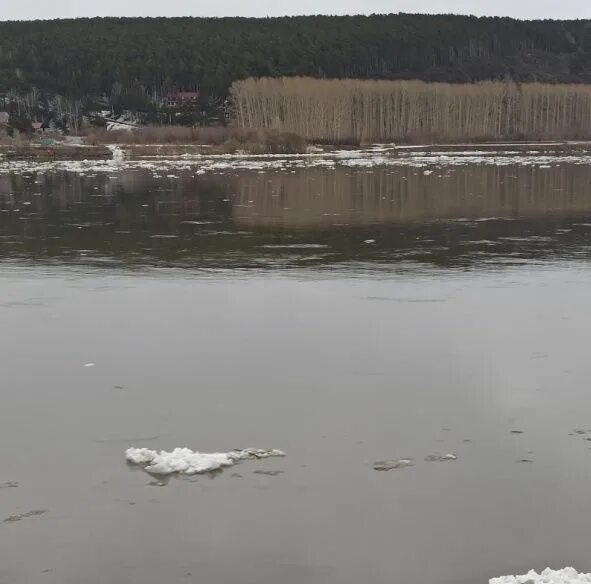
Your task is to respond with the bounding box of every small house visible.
[0,112,9,126]
[166,91,199,108]
[32,122,44,134]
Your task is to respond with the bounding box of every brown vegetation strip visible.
[4,145,112,161]
[84,127,307,154]
[231,77,591,144]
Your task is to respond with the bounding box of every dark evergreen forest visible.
[1,14,591,101]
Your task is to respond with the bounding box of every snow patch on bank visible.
[490,568,591,584]
[125,446,286,475]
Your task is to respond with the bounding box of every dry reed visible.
[83,126,307,153]
[230,77,591,143]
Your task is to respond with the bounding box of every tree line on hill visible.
[1,13,591,105]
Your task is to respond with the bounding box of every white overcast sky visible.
[1,0,590,21]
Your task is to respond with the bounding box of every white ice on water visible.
[125,446,285,475]
[107,145,125,163]
[490,568,591,584]
[3,147,591,178]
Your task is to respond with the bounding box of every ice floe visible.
[125,447,286,476]
[107,145,125,163]
[261,244,330,249]
[490,568,591,584]
[3,510,47,523]
[3,146,591,178]
[373,458,414,471]
[425,453,457,462]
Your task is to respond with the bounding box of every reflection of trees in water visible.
[0,171,235,262]
[0,170,233,222]
[2,164,591,267]
[233,164,591,228]
[4,165,591,232]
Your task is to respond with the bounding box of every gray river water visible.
[1,159,591,584]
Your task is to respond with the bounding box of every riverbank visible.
[0,144,114,161]
[2,140,591,162]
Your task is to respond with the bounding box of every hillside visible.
[1,14,591,101]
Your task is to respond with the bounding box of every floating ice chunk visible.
[261,244,329,249]
[425,453,457,462]
[373,458,414,471]
[180,220,217,225]
[125,447,286,476]
[108,146,125,163]
[4,510,47,523]
[490,567,591,583]
[126,448,159,465]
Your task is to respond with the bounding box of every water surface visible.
[2,159,591,584]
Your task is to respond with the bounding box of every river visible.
[1,154,591,583]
